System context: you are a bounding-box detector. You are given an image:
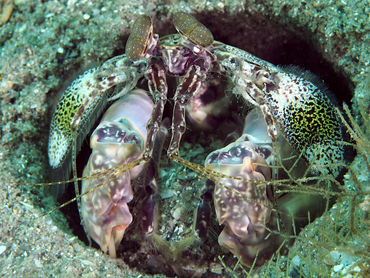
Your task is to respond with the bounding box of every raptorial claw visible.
[206,140,272,229]
[81,89,154,257]
[203,106,276,266]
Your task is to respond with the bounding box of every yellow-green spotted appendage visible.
[265,72,348,177]
[48,55,145,168]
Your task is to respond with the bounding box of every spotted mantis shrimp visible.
[47,12,352,276]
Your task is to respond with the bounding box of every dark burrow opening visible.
[52,10,353,277]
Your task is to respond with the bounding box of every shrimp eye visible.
[173,12,214,47]
[126,15,154,61]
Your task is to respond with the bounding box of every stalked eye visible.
[173,12,214,47]
[125,15,154,61]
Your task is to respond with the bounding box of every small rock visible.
[324,250,341,265]
[209,262,222,274]
[160,189,175,199]
[80,259,94,266]
[172,207,182,220]
[34,258,43,268]
[0,0,13,26]
[0,245,6,255]
[333,264,344,272]
[291,255,301,267]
